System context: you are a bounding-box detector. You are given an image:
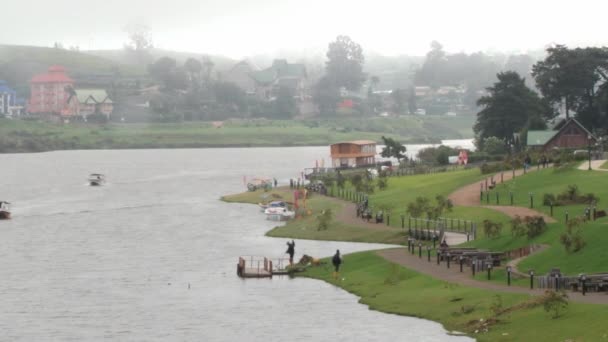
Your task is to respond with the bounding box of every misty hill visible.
[84,48,236,73]
[0,45,144,94]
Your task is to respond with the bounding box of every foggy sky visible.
[4,0,608,58]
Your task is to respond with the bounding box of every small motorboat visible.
[265,207,295,221]
[89,173,106,186]
[0,201,11,220]
[259,201,287,212]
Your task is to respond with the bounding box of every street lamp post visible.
[588,134,592,171]
[506,266,512,286]
[529,270,535,289]
[581,274,587,296]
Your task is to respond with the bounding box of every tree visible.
[474,71,552,145]
[148,57,188,90]
[272,86,298,119]
[184,58,202,88]
[125,23,153,52]
[202,56,215,84]
[325,35,366,91]
[391,88,406,114]
[380,136,406,162]
[313,76,340,115]
[533,45,608,127]
[407,87,417,114]
[149,57,177,87]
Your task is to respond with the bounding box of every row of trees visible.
[145,56,297,121]
[474,45,608,148]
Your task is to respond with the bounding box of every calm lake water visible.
[0,143,473,341]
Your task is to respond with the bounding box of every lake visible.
[0,144,473,341]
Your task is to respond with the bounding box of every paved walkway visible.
[578,159,608,171]
[378,248,608,305]
[334,199,467,245]
[448,166,556,223]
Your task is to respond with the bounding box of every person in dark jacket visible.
[332,250,342,279]
[286,240,295,265]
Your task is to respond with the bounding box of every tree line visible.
[474,45,608,149]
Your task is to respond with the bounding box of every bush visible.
[510,216,526,237]
[560,217,586,253]
[480,162,504,174]
[377,177,388,190]
[316,208,333,231]
[524,216,547,239]
[483,219,502,239]
[555,184,599,205]
[543,193,557,206]
[483,136,507,155]
[542,290,569,319]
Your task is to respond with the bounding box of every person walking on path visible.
[286,240,295,265]
[332,250,342,279]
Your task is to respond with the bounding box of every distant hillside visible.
[0,45,144,95]
[85,48,236,73]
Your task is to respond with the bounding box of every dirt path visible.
[578,160,608,171]
[448,166,556,223]
[378,248,608,305]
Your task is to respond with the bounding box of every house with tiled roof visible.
[225,59,308,102]
[527,118,596,150]
[72,89,113,117]
[223,60,260,96]
[249,59,307,101]
[27,66,113,120]
[0,80,23,117]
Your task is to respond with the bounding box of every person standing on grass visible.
[286,240,295,265]
[332,250,342,279]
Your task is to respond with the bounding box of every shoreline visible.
[223,181,608,341]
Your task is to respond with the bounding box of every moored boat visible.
[0,201,11,220]
[264,207,295,221]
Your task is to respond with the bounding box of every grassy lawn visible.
[601,160,608,169]
[301,250,608,342]
[222,187,407,245]
[469,166,608,274]
[0,116,474,153]
[224,164,608,275]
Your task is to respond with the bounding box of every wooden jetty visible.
[237,256,291,278]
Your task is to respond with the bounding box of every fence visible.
[408,216,477,239]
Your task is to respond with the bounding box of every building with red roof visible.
[28,65,76,115]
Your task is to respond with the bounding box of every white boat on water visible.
[0,201,11,220]
[264,207,295,221]
[259,201,288,212]
[88,173,106,186]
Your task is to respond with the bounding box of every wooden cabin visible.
[527,118,596,151]
[330,140,377,168]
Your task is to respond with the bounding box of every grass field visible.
[0,116,474,153]
[470,165,608,274]
[301,250,608,342]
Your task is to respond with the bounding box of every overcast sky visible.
[3,0,607,58]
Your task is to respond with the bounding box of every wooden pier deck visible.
[237,256,290,278]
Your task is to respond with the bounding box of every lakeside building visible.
[28,65,75,116]
[0,80,23,117]
[27,66,113,120]
[225,59,308,102]
[527,118,596,150]
[330,140,377,168]
[72,89,113,118]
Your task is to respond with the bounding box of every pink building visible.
[28,65,75,115]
